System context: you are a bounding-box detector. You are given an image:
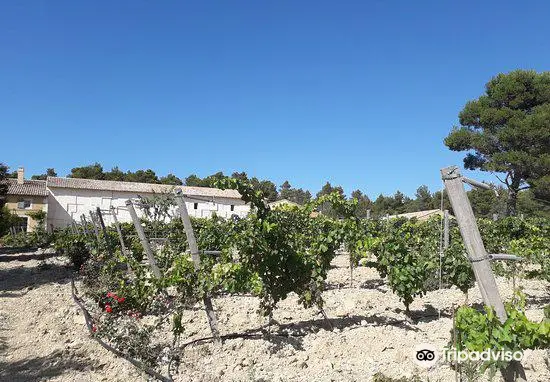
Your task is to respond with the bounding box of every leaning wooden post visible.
[110,206,133,274]
[125,200,161,278]
[110,207,129,255]
[174,189,221,343]
[89,211,101,242]
[96,207,114,257]
[80,215,89,236]
[443,209,450,250]
[71,221,78,234]
[441,166,507,322]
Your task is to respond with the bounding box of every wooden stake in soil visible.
[110,207,129,255]
[110,206,132,273]
[441,167,526,381]
[89,211,101,242]
[96,207,113,257]
[71,220,78,234]
[174,189,221,344]
[80,215,89,236]
[441,166,507,322]
[125,200,161,278]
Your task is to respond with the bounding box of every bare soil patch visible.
[0,250,548,381]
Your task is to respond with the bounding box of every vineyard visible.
[1,178,549,381]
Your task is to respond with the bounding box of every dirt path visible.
[0,250,548,381]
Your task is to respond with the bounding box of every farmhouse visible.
[3,168,48,232]
[384,209,452,221]
[46,177,249,229]
[268,199,301,209]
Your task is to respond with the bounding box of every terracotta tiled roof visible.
[3,179,48,196]
[46,177,242,199]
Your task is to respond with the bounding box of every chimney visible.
[17,167,24,185]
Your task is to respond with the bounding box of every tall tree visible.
[316,181,345,218]
[69,163,105,179]
[316,181,344,198]
[159,173,183,185]
[430,190,452,213]
[279,180,292,199]
[467,187,502,218]
[445,70,550,215]
[203,172,226,187]
[104,166,125,181]
[390,190,410,214]
[250,177,278,202]
[185,172,227,187]
[413,185,433,211]
[372,194,392,217]
[231,171,249,182]
[517,190,550,218]
[124,169,159,183]
[185,174,203,187]
[278,181,311,205]
[351,189,372,218]
[31,168,57,180]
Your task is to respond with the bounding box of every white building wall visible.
[47,187,249,229]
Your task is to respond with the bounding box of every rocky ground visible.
[0,249,548,382]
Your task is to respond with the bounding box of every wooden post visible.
[441,166,507,322]
[89,211,101,241]
[80,215,89,236]
[96,207,113,257]
[366,209,371,220]
[443,209,450,250]
[110,206,133,273]
[110,207,129,255]
[126,200,161,278]
[174,189,221,343]
[71,221,78,234]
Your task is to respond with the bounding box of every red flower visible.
[92,325,97,333]
[107,292,115,298]
[105,304,113,313]
[117,297,125,303]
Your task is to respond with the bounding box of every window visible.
[230,205,235,212]
[193,203,198,210]
[17,200,32,209]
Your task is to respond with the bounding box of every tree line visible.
[2,161,548,220]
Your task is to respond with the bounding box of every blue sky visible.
[1,1,549,199]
